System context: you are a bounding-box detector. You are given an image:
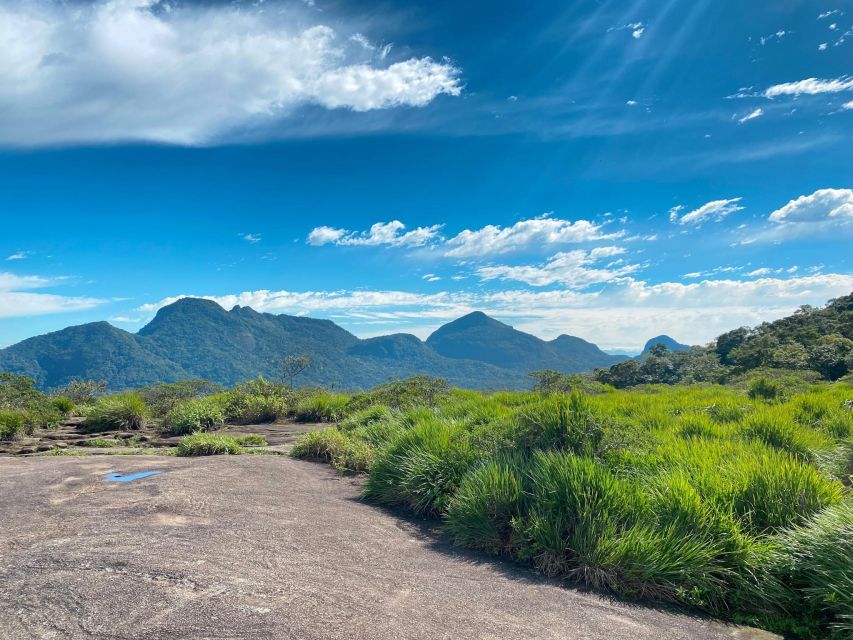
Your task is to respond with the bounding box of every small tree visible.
[282,355,311,390]
[58,379,107,405]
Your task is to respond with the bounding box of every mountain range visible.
[0,298,683,391]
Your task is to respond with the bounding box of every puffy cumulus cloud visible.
[0,0,461,146]
[768,188,853,223]
[475,246,640,287]
[306,221,443,247]
[443,215,622,258]
[669,198,744,225]
[134,274,853,351]
[764,76,853,98]
[0,271,103,318]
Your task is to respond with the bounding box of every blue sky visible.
[1,0,852,353]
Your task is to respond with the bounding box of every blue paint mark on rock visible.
[104,471,162,483]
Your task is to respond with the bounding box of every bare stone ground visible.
[0,455,778,640]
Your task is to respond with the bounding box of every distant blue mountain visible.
[641,335,691,355]
[0,300,627,391]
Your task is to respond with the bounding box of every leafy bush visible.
[139,379,222,417]
[164,397,225,435]
[294,393,349,423]
[0,410,26,440]
[82,393,149,431]
[50,395,75,416]
[176,433,242,456]
[291,428,373,472]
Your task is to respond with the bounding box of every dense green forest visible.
[595,293,853,388]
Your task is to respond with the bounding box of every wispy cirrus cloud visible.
[669,198,744,225]
[764,76,853,98]
[307,221,443,247]
[0,271,103,318]
[475,246,640,287]
[0,0,461,147]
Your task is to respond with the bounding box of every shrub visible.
[176,433,242,456]
[50,396,75,416]
[291,428,373,472]
[294,393,349,423]
[83,393,149,431]
[224,393,287,425]
[0,410,26,440]
[234,434,268,447]
[80,437,120,448]
[164,397,225,435]
[139,379,222,417]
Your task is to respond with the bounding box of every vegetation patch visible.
[83,392,149,432]
[291,379,852,638]
[176,433,243,456]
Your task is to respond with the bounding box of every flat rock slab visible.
[0,456,778,640]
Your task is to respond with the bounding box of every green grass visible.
[175,433,242,456]
[79,437,120,448]
[294,393,350,423]
[233,433,268,447]
[290,380,852,638]
[82,392,149,432]
[164,396,226,435]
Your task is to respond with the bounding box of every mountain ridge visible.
[0,298,629,391]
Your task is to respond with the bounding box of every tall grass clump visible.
[510,392,605,455]
[294,392,349,423]
[767,502,853,638]
[363,417,475,517]
[291,427,373,472]
[224,393,287,424]
[164,396,225,435]
[83,392,149,431]
[445,454,526,555]
[176,433,242,456]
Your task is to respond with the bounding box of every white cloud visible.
[768,188,853,222]
[738,107,764,123]
[670,198,744,225]
[0,271,103,318]
[0,1,461,146]
[632,26,645,39]
[307,221,443,247]
[765,76,853,98]
[475,246,640,287]
[843,100,853,109]
[422,273,441,282]
[626,100,638,106]
[818,10,842,20]
[760,30,787,45]
[241,233,262,244]
[134,273,853,351]
[5,252,28,261]
[443,215,622,258]
[746,268,771,277]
